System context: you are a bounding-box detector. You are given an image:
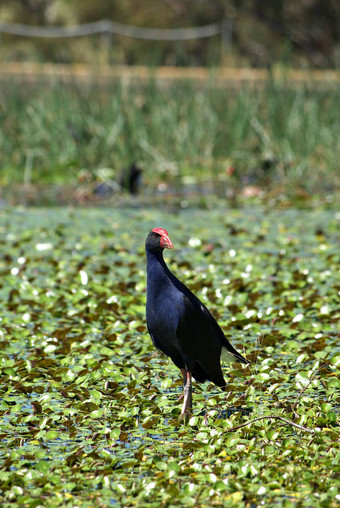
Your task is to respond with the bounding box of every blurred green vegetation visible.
[0,76,339,202]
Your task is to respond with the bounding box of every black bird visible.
[145,227,250,420]
[120,162,142,195]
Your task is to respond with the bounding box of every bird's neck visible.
[146,249,172,289]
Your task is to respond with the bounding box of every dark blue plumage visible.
[145,228,249,418]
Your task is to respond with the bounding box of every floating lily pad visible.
[0,206,339,507]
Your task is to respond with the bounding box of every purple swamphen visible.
[145,227,250,421]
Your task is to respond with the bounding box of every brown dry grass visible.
[1,62,339,87]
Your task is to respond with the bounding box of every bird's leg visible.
[179,369,192,422]
[183,371,193,414]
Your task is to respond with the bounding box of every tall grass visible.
[0,76,339,194]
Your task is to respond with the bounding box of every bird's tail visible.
[221,345,250,365]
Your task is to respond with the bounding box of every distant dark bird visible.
[145,227,250,420]
[120,162,142,195]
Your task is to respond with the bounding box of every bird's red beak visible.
[152,227,174,249]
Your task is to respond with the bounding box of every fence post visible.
[221,17,233,67]
[101,30,112,64]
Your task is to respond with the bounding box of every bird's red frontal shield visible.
[152,227,174,249]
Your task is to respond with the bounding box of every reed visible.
[1,76,339,194]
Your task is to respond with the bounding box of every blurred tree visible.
[0,0,339,67]
[0,0,50,24]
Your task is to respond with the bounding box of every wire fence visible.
[0,19,233,66]
[0,19,224,40]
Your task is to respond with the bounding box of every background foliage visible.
[0,0,339,67]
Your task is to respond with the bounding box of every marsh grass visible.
[1,76,339,196]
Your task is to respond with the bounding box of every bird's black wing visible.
[174,279,249,365]
[173,292,225,386]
